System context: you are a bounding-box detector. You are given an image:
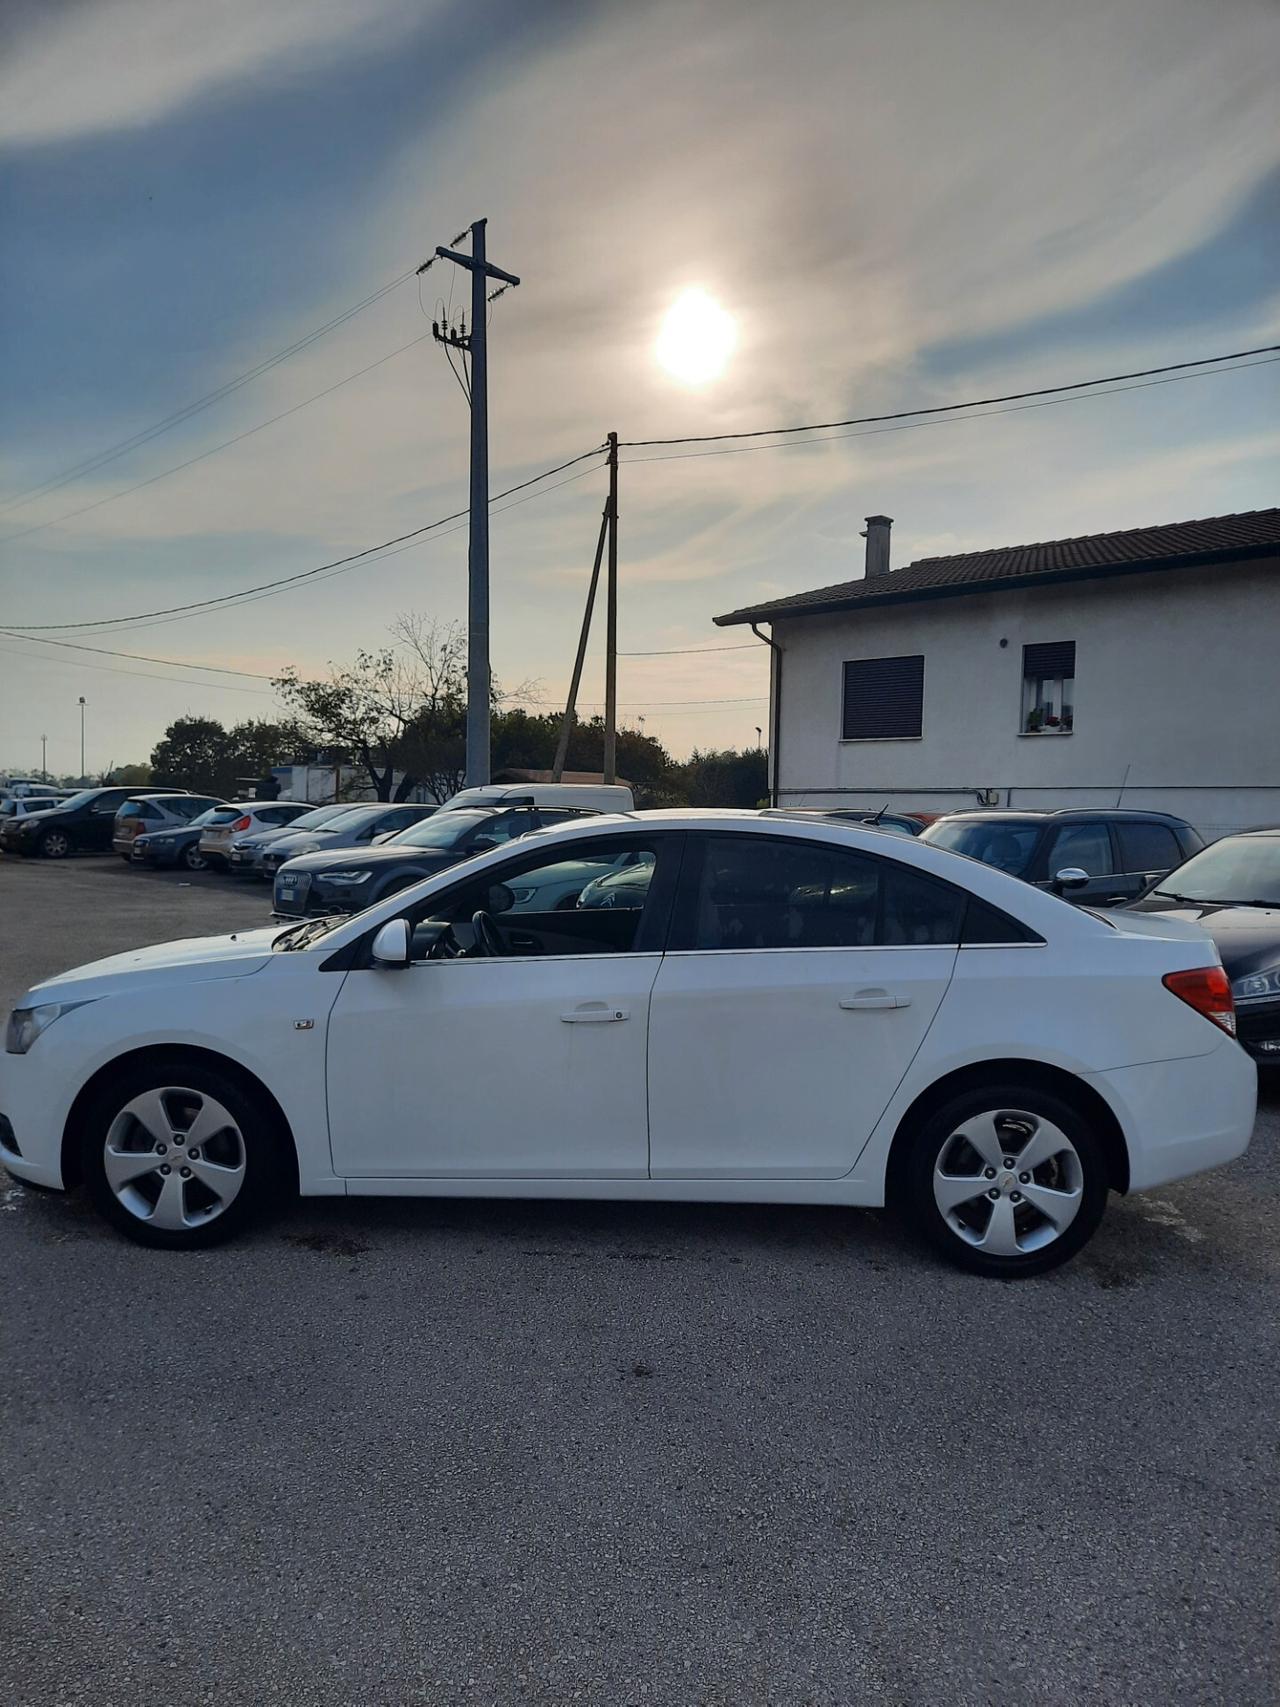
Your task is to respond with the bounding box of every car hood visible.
[280,844,457,876]
[26,927,282,1004]
[1126,897,1280,977]
[8,807,60,827]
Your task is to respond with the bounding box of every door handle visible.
[560,1004,630,1023]
[839,990,910,1011]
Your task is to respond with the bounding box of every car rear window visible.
[116,801,160,821]
[205,807,242,825]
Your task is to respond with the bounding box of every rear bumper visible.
[1089,1041,1257,1193]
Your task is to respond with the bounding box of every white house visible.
[715,507,1280,839]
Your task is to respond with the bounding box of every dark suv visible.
[1,786,190,860]
[919,809,1203,907]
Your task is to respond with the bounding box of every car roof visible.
[929,808,1191,825]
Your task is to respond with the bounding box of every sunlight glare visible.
[656,288,738,386]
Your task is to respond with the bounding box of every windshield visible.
[922,820,1040,876]
[388,810,492,850]
[53,788,104,812]
[1152,837,1280,906]
[279,804,351,832]
[185,806,224,830]
[303,806,383,836]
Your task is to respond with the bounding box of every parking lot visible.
[1,854,1277,1706]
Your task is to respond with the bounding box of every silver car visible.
[259,803,436,880]
[228,802,359,879]
[197,801,313,869]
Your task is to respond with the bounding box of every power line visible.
[5,445,607,633]
[0,270,415,515]
[0,643,276,696]
[617,343,1280,448]
[2,330,439,543]
[0,630,278,677]
[618,642,759,656]
[621,357,1280,465]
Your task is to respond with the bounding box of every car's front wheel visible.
[82,1059,288,1248]
[901,1082,1109,1278]
[37,829,73,859]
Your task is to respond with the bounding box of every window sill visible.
[1018,730,1073,738]
[839,736,925,745]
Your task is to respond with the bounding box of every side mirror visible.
[487,882,515,915]
[370,917,410,967]
[1053,866,1090,893]
[471,834,498,851]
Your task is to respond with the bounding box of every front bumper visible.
[1236,998,1280,1064]
[0,1061,69,1190]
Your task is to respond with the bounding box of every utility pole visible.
[552,497,612,782]
[427,220,520,787]
[602,432,619,785]
[40,733,47,781]
[78,697,86,781]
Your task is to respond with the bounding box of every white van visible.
[440,782,635,813]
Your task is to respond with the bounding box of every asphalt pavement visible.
[1,855,1277,1706]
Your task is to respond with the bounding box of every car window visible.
[167,797,209,821]
[922,821,1040,875]
[402,835,668,959]
[115,800,160,821]
[258,805,301,825]
[1150,835,1280,906]
[204,807,242,826]
[682,835,964,951]
[1116,821,1181,874]
[1047,822,1113,877]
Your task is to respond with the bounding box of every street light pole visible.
[78,697,86,781]
[40,733,48,782]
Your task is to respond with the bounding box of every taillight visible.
[1163,967,1236,1036]
[231,815,252,832]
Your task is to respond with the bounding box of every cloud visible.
[0,0,431,148]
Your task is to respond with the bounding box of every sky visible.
[1,0,1277,777]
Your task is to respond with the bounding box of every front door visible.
[325,830,678,1179]
[647,833,959,1179]
[1037,820,1128,906]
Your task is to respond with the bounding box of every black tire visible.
[38,828,74,859]
[899,1080,1109,1279]
[181,842,208,872]
[82,1057,290,1249]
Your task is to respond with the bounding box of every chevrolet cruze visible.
[0,812,1255,1276]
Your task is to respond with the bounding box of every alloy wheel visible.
[40,831,71,859]
[103,1087,247,1231]
[932,1107,1084,1258]
[182,844,207,871]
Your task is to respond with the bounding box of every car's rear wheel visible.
[181,843,208,871]
[37,829,73,859]
[901,1082,1108,1278]
[82,1060,288,1248]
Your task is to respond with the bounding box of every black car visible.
[272,803,599,918]
[0,785,190,859]
[1126,828,1280,1065]
[764,807,923,838]
[919,808,1203,907]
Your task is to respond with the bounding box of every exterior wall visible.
[771,556,1279,839]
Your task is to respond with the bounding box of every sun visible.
[656,288,737,386]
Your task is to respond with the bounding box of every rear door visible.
[1113,820,1187,900]
[647,833,960,1179]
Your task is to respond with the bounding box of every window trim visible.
[840,653,925,743]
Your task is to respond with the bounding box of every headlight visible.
[5,1000,92,1054]
[323,870,372,885]
[1233,966,1280,1003]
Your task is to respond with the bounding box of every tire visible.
[900,1081,1109,1279]
[37,829,73,859]
[181,843,208,872]
[82,1058,289,1249]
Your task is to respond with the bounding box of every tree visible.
[676,746,769,808]
[108,762,153,787]
[149,716,313,797]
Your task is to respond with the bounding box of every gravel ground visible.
[1,855,1276,1706]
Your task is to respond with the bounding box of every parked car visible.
[272,803,599,918]
[440,783,634,813]
[259,803,438,887]
[920,809,1203,907]
[131,805,235,872]
[0,811,1254,1276]
[577,851,657,908]
[1125,827,1280,1065]
[0,796,62,824]
[112,793,224,860]
[764,807,923,838]
[197,801,312,869]
[228,803,370,879]
[1,786,190,859]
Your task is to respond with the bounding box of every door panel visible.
[647,946,956,1178]
[326,954,660,1178]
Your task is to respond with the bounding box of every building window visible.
[841,654,924,740]
[1022,641,1075,733]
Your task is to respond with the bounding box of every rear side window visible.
[961,898,1043,945]
[116,801,159,821]
[1116,821,1181,874]
[1046,822,1113,876]
[168,798,208,821]
[681,836,965,950]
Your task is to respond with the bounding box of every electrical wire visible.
[0,643,276,696]
[5,445,609,634]
[0,631,278,677]
[618,642,760,656]
[2,331,439,543]
[617,343,1280,448]
[0,270,416,515]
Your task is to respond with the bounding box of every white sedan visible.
[0,811,1256,1277]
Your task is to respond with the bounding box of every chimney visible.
[861,514,893,578]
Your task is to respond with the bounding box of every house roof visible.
[714,507,1280,627]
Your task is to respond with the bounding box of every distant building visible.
[716,508,1280,839]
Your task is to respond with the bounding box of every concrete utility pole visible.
[602,432,619,785]
[78,697,86,781]
[552,497,612,783]
[429,220,521,787]
[40,733,47,781]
